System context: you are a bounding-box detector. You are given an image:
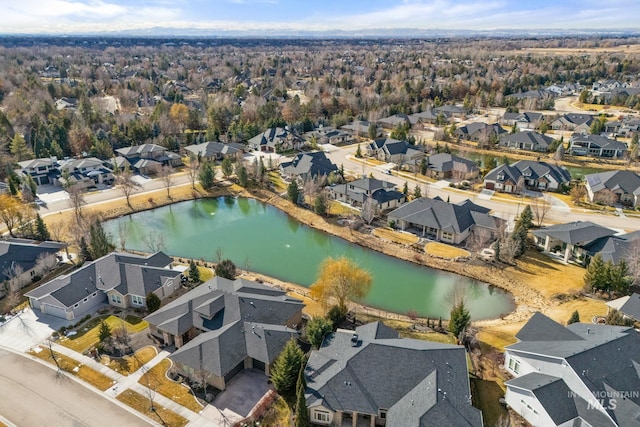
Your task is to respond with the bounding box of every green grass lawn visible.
[58,315,149,353]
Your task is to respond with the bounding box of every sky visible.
[2,0,640,34]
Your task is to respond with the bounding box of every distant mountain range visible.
[3,27,640,39]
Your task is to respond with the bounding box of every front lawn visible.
[101,346,157,375]
[58,315,149,354]
[29,347,115,391]
[117,389,188,427]
[139,359,203,413]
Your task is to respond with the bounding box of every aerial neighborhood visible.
[3,27,640,427]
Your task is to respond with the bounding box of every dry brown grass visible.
[358,313,456,344]
[424,242,470,258]
[504,250,586,299]
[58,315,149,354]
[29,347,115,391]
[328,201,358,217]
[116,389,188,427]
[260,395,291,426]
[287,291,326,317]
[544,297,608,325]
[101,346,157,375]
[139,359,203,413]
[477,323,524,352]
[373,227,420,245]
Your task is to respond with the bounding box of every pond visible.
[103,198,515,320]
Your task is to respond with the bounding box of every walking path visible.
[0,309,228,426]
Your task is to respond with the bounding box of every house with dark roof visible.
[585,170,640,207]
[279,152,339,182]
[582,230,640,267]
[531,221,617,264]
[366,138,424,167]
[115,143,182,174]
[433,105,466,119]
[505,312,640,427]
[569,134,628,158]
[607,292,640,323]
[144,276,303,391]
[304,322,482,427]
[183,141,243,161]
[454,122,506,142]
[387,197,501,244]
[0,239,65,297]
[376,113,413,129]
[305,126,352,146]
[505,89,552,101]
[501,112,544,130]
[340,120,381,137]
[551,114,594,133]
[426,153,480,181]
[328,177,405,211]
[56,157,115,187]
[247,127,304,153]
[25,252,180,321]
[484,160,571,194]
[499,131,557,153]
[16,158,58,186]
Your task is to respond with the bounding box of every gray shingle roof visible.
[305,323,482,426]
[184,141,241,159]
[586,170,640,196]
[499,131,556,151]
[531,221,616,246]
[0,240,65,282]
[617,293,640,321]
[116,143,166,157]
[388,197,494,234]
[280,152,338,179]
[428,153,479,174]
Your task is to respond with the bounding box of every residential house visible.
[499,131,556,153]
[279,152,339,181]
[366,138,424,166]
[505,89,552,101]
[426,153,480,181]
[501,112,544,130]
[619,119,640,137]
[16,158,57,185]
[551,114,594,133]
[340,120,381,137]
[55,97,78,111]
[328,177,405,210]
[0,239,65,297]
[484,160,571,194]
[531,221,616,264]
[606,292,640,323]
[585,170,640,207]
[388,197,501,244]
[433,105,466,120]
[376,114,413,130]
[183,141,243,161]
[569,134,627,158]
[25,252,181,321]
[115,143,182,174]
[145,276,303,391]
[505,312,640,427]
[247,127,304,153]
[305,126,351,145]
[592,79,626,92]
[454,122,506,142]
[56,157,114,187]
[582,230,640,267]
[546,83,580,96]
[305,321,482,427]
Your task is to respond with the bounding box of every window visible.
[379,410,387,419]
[442,232,453,241]
[92,292,98,298]
[313,411,330,422]
[111,294,122,304]
[73,303,79,308]
[83,297,88,303]
[508,357,520,374]
[131,295,144,306]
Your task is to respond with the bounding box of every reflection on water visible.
[104,198,515,320]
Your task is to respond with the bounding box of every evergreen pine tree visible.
[294,364,310,427]
[355,144,362,158]
[288,180,300,205]
[584,254,607,291]
[402,181,409,196]
[35,213,50,241]
[98,320,112,344]
[198,161,215,190]
[413,185,422,198]
[188,259,201,283]
[271,339,305,408]
[449,301,471,340]
[79,236,92,261]
[146,292,161,312]
[568,310,580,325]
[89,220,115,259]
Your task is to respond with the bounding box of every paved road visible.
[323,144,640,230]
[0,349,152,427]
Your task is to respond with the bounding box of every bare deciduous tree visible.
[626,239,640,286]
[66,184,86,226]
[117,222,128,251]
[141,231,166,253]
[593,189,619,206]
[361,198,378,225]
[465,227,493,253]
[186,155,200,189]
[116,168,142,209]
[532,197,551,227]
[160,165,174,198]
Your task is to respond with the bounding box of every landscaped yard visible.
[260,395,291,426]
[117,389,188,427]
[139,359,203,413]
[424,241,470,258]
[328,201,359,216]
[29,347,115,391]
[101,346,157,375]
[471,377,508,427]
[58,315,149,354]
[373,227,420,245]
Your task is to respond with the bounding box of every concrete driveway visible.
[0,308,67,352]
[202,369,273,424]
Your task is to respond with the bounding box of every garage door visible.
[485,182,494,190]
[41,303,69,319]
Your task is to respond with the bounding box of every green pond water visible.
[103,198,515,320]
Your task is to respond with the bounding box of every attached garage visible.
[41,303,70,320]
